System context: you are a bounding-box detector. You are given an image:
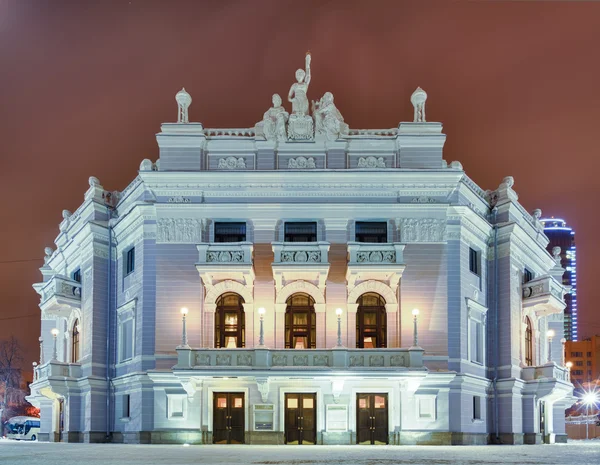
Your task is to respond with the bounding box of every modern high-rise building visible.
[540,219,577,341]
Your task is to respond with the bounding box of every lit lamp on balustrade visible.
[565,361,573,382]
[258,307,266,347]
[411,308,420,348]
[546,329,555,363]
[179,307,190,348]
[335,308,343,348]
[51,328,59,361]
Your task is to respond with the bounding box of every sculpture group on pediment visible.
[398,218,446,243]
[256,94,289,141]
[157,218,204,243]
[312,92,349,140]
[218,157,246,170]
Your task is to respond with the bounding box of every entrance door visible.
[58,398,65,442]
[356,393,388,445]
[539,401,546,443]
[213,393,245,444]
[285,393,317,445]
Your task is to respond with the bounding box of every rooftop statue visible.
[287,53,314,140]
[176,88,192,124]
[288,53,311,116]
[256,94,289,142]
[313,92,349,140]
[411,87,427,123]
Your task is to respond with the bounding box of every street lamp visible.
[566,361,573,382]
[546,329,555,363]
[335,308,343,348]
[51,328,59,361]
[39,336,44,365]
[582,390,599,440]
[258,307,266,347]
[412,309,420,347]
[180,307,189,348]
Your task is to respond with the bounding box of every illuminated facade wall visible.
[541,219,577,341]
[27,85,575,446]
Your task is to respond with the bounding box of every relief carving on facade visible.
[398,218,446,243]
[206,251,245,263]
[293,355,308,366]
[237,354,253,366]
[356,250,395,263]
[390,354,406,367]
[313,354,329,366]
[280,250,321,263]
[272,354,288,366]
[288,156,316,169]
[218,157,246,170]
[156,218,204,243]
[349,355,364,367]
[195,353,210,366]
[369,355,384,367]
[216,354,232,366]
[357,156,386,168]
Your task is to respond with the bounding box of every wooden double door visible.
[285,393,317,445]
[356,393,389,445]
[213,392,245,444]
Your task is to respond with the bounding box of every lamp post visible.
[258,307,266,347]
[582,391,598,440]
[335,308,343,348]
[51,328,59,361]
[546,329,555,363]
[180,307,189,348]
[412,309,420,347]
[565,361,572,382]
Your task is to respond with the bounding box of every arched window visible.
[71,319,80,363]
[525,317,533,366]
[356,293,387,348]
[285,293,316,349]
[215,293,245,348]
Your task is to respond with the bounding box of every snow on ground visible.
[0,441,599,465]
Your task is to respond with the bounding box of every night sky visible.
[1,0,600,371]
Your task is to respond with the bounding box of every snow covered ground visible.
[1,440,599,465]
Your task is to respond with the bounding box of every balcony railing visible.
[197,242,253,265]
[522,275,566,316]
[36,275,81,317]
[272,242,330,265]
[347,242,405,265]
[33,360,82,382]
[175,347,424,371]
[521,362,570,383]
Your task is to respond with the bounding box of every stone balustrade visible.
[34,360,82,382]
[197,242,253,265]
[37,275,81,317]
[271,242,330,265]
[521,362,570,383]
[521,275,566,316]
[175,347,424,371]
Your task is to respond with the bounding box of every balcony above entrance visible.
[196,242,254,287]
[346,242,406,291]
[175,346,424,372]
[271,242,330,290]
[522,275,566,317]
[33,274,81,318]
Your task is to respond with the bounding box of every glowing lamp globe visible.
[336,308,343,316]
[546,329,555,338]
[51,328,59,337]
[180,307,189,316]
[412,308,420,316]
[258,307,266,315]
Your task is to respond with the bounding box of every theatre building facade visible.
[28,57,574,445]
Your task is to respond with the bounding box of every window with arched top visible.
[215,293,245,348]
[71,319,80,363]
[356,293,387,348]
[285,293,316,349]
[525,317,533,366]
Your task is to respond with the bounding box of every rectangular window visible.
[473,396,481,420]
[587,352,592,357]
[214,222,246,242]
[470,320,484,364]
[573,370,584,375]
[571,351,583,357]
[72,268,81,283]
[576,361,583,367]
[122,394,130,419]
[469,247,480,276]
[120,319,134,362]
[587,361,592,366]
[284,222,317,242]
[523,268,533,284]
[355,221,387,243]
[125,247,135,276]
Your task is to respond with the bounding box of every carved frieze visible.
[206,251,245,263]
[369,355,384,367]
[357,156,386,168]
[237,354,252,366]
[313,354,329,366]
[349,355,364,367]
[218,157,246,170]
[288,157,316,169]
[195,353,210,366]
[390,354,406,367]
[398,218,446,243]
[157,218,204,243]
[272,354,287,366]
[216,354,232,366]
[293,355,308,366]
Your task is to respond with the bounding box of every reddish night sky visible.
[1,0,600,370]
